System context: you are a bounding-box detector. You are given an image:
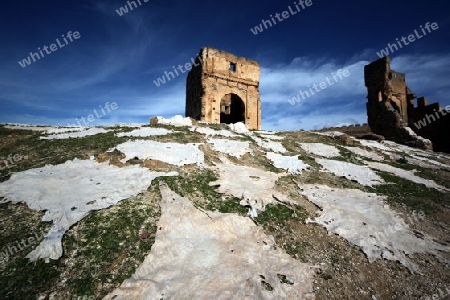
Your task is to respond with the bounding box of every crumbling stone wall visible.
[364,57,433,150]
[186,47,261,130]
[409,100,450,153]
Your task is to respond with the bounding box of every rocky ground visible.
[0,119,449,300]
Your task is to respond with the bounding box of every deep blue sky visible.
[1,0,449,130]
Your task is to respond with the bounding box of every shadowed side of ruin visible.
[185,47,261,130]
[408,98,450,154]
[364,56,450,153]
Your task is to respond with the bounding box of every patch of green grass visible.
[0,203,60,300]
[203,123,224,131]
[63,190,161,298]
[333,147,364,165]
[251,151,280,173]
[42,132,128,157]
[164,168,217,196]
[164,131,204,144]
[0,126,36,137]
[296,154,320,169]
[0,258,60,300]
[295,168,362,190]
[0,132,130,181]
[0,180,165,299]
[147,123,192,133]
[235,134,254,143]
[383,159,417,171]
[280,140,298,153]
[255,204,308,260]
[407,165,450,190]
[163,169,247,215]
[204,197,247,214]
[370,171,448,214]
[255,204,307,231]
[101,126,135,132]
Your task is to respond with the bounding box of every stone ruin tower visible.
[364,56,433,150]
[185,47,261,130]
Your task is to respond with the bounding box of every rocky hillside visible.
[0,117,449,300]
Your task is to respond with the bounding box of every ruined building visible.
[186,47,261,130]
[364,56,450,153]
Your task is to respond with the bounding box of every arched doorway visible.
[220,93,245,124]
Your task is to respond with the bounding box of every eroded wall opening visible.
[220,93,245,124]
[229,62,236,72]
[390,100,400,113]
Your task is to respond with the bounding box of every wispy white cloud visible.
[260,51,450,130]
[2,42,449,132]
[390,54,450,98]
[260,58,368,105]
